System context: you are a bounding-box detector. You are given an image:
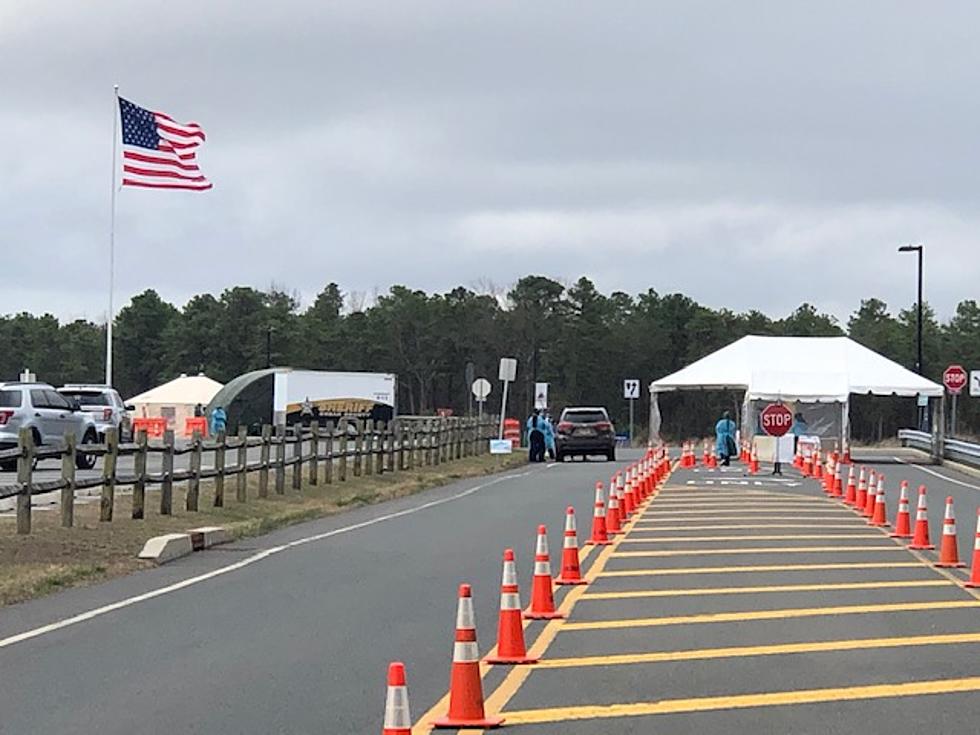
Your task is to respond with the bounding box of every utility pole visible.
[898,244,924,429]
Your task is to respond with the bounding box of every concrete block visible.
[187,526,230,550]
[138,533,193,564]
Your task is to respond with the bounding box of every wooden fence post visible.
[363,419,374,476]
[292,425,302,491]
[324,420,334,484]
[236,426,247,502]
[161,429,174,515]
[338,419,349,481]
[132,430,147,520]
[275,425,286,495]
[214,430,226,507]
[16,428,33,535]
[61,431,77,527]
[407,424,416,469]
[386,421,395,473]
[309,421,320,486]
[395,421,405,471]
[186,430,201,512]
[353,420,364,477]
[259,424,271,498]
[100,426,118,522]
[432,420,441,466]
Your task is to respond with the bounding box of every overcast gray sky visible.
[3,1,978,323]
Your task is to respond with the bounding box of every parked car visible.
[555,406,616,462]
[0,382,99,471]
[58,384,133,442]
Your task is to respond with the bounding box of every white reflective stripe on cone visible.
[500,592,521,610]
[916,509,928,520]
[456,598,475,629]
[563,535,576,548]
[502,561,517,586]
[534,560,551,575]
[595,504,606,518]
[384,687,411,728]
[453,641,480,662]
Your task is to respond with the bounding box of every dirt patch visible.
[0,453,526,607]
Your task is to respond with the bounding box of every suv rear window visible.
[561,410,608,423]
[60,391,110,407]
[0,390,22,408]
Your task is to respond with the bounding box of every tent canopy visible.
[649,336,943,403]
[128,373,224,405]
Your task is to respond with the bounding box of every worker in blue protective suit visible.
[209,405,228,436]
[526,410,547,463]
[715,410,737,466]
[542,412,556,461]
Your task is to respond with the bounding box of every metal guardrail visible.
[898,429,980,468]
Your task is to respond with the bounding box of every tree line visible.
[3,276,978,441]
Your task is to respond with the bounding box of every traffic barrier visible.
[184,416,208,438]
[863,472,878,518]
[909,486,935,550]
[965,510,980,588]
[606,476,623,534]
[485,549,537,665]
[869,476,888,527]
[502,418,521,448]
[524,525,565,620]
[585,482,610,545]
[433,584,503,728]
[936,497,966,568]
[891,482,913,538]
[382,662,412,735]
[555,507,587,585]
[844,465,857,505]
[132,417,166,438]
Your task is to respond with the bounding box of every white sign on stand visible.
[971,371,980,397]
[623,379,640,399]
[489,439,513,455]
[497,357,518,439]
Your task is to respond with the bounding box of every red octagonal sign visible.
[760,403,794,437]
[944,364,967,394]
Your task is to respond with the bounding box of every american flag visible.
[119,97,212,191]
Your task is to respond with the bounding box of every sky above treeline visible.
[3,1,978,323]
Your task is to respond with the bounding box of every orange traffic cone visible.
[869,476,888,527]
[433,584,503,729]
[485,549,537,665]
[702,441,710,467]
[890,481,912,539]
[606,477,623,534]
[622,473,636,517]
[964,510,980,588]
[585,482,611,545]
[802,452,812,477]
[936,497,966,568]
[909,485,935,550]
[844,465,857,505]
[851,467,866,508]
[749,444,759,474]
[524,525,565,619]
[823,456,835,494]
[555,507,587,585]
[831,461,843,498]
[813,452,823,480]
[862,472,878,518]
[382,662,412,735]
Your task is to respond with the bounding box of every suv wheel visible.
[75,430,98,470]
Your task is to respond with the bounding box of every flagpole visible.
[106,85,119,386]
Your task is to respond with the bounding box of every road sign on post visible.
[624,379,640,447]
[944,364,967,436]
[472,378,491,422]
[760,403,793,475]
[497,358,518,439]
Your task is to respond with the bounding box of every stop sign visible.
[944,364,968,394]
[760,403,794,437]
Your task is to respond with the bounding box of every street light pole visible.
[898,244,924,428]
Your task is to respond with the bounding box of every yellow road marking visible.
[501,676,980,724]
[632,524,872,531]
[536,631,980,669]
[600,562,924,577]
[620,534,884,543]
[408,541,597,733]
[561,600,980,631]
[614,546,903,557]
[580,579,952,599]
[649,501,831,508]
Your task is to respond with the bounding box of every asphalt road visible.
[1,449,979,734]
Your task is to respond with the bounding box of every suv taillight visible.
[0,410,12,426]
[595,421,612,431]
[103,408,113,421]
[557,421,573,433]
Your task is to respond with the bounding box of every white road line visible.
[893,457,980,491]
[0,470,532,651]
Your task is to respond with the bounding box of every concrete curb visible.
[188,526,230,550]
[138,533,193,564]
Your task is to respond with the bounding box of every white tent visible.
[649,336,943,452]
[128,373,224,431]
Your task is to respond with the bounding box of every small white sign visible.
[489,439,513,454]
[471,378,492,400]
[534,382,549,410]
[971,371,980,397]
[917,393,930,407]
[623,379,640,400]
[498,357,518,382]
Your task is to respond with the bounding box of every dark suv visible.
[555,407,616,462]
